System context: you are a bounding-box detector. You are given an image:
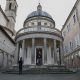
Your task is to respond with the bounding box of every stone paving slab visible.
[0,72,80,80]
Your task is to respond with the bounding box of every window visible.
[63,31,66,37]
[65,46,68,53]
[70,42,72,50]
[75,34,80,47]
[38,22,41,26]
[15,6,17,12]
[67,24,70,32]
[73,15,76,23]
[72,42,74,50]
[44,23,47,25]
[31,22,34,25]
[9,3,12,10]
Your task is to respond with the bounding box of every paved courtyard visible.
[0,72,80,80]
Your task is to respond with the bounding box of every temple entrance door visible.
[36,48,42,66]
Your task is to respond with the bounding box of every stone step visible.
[2,67,75,74]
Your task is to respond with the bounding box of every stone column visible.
[22,40,25,61]
[14,42,19,64]
[60,41,64,65]
[44,38,47,64]
[52,42,54,64]
[54,39,57,64]
[31,38,35,64]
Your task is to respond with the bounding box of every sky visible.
[0,0,77,31]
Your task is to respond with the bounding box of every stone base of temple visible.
[13,64,64,69]
[2,64,76,74]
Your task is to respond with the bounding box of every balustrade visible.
[17,26,61,36]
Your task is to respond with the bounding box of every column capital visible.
[44,38,47,44]
[53,39,57,41]
[32,38,35,44]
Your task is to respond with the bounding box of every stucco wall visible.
[77,1,80,23]
[0,29,15,67]
[62,8,80,54]
[0,30,15,54]
[0,12,7,27]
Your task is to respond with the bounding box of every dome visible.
[27,11,52,19]
[27,3,53,19]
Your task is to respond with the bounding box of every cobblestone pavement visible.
[0,72,80,80]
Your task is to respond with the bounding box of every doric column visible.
[54,39,57,64]
[44,38,47,64]
[52,42,54,64]
[31,38,35,64]
[60,41,64,65]
[22,40,25,61]
[14,42,19,64]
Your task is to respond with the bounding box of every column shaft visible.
[22,40,25,61]
[14,42,19,64]
[60,41,64,65]
[52,42,54,64]
[2,52,4,67]
[31,38,35,64]
[54,39,57,64]
[44,38,47,64]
